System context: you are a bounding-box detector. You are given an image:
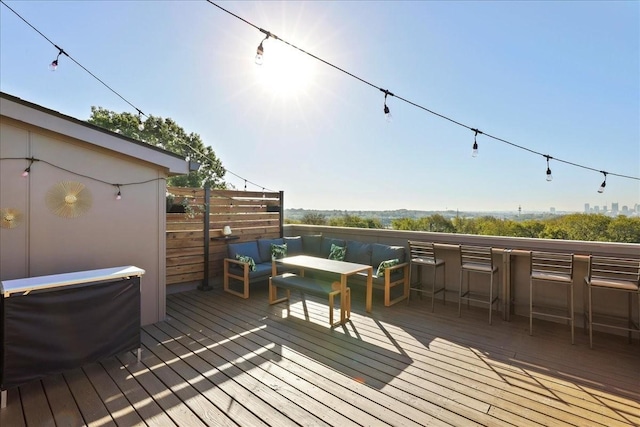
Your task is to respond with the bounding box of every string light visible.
[204,1,639,192]
[49,45,66,71]
[545,155,553,182]
[597,171,607,193]
[244,179,247,191]
[255,29,272,65]
[3,157,164,201]
[21,157,37,177]
[2,0,636,195]
[471,129,481,157]
[137,109,145,131]
[381,89,394,123]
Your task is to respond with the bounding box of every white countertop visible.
[1,266,145,297]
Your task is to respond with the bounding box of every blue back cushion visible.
[227,241,261,263]
[257,238,284,263]
[371,243,405,267]
[284,236,303,255]
[302,234,322,256]
[345,241,372,265]
[320,237,346,258]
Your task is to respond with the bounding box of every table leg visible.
[340,275,348,323]
[366,267,373,313]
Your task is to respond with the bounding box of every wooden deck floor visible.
[2,284,639,426]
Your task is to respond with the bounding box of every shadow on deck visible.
[2,282,639,426]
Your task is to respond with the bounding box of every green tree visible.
[606,216,640,243]
[452,216,479,234]
[330,214,382,229]
[428,214,456,233]
[556,214,611,242]
[301,212,327,225]
[539,224,570,240]
[391,217,420,230]
[87,107,227,188]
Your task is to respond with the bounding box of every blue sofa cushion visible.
[345,241,372,265]
[302,234,322,257]
[284,236,303,255]
[258,238,284,263]
[249,261,274,278]
[320,237,346,258]
[228,241,261,263]
[371,243,405,268]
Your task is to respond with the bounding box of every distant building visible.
[584,203,590,213]
[612,202,619,215]
[622,205,629,215]
[594,205,600,213]
[550,207,556,214]
[603,205,608,213]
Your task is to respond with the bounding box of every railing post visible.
[199,187,212,291]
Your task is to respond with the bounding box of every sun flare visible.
[254,40,316,98]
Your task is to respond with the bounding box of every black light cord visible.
[1,157,165,189]
[206,1,639,183]
[0,0,145,118]
[0,0,275,194]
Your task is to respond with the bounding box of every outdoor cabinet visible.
[0,266,144,408]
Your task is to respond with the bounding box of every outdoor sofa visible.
[223,235,409,306]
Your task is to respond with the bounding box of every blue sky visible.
[1,1,638,212]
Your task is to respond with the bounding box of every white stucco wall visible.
[1,116,177,325]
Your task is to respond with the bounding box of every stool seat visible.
[531,271,572,283]
[461,262,497,273]
[587,277,638,291]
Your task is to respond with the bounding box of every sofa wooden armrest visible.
[223,258,251,298]
[382,262,410,306]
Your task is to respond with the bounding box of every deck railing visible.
[283,224,640,332]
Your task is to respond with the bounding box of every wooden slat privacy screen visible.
[166,187,283,287]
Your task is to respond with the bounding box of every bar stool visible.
[529,251,575,344]
[584,255,640,349]
[458,245,499,324]
[407,240,446,311]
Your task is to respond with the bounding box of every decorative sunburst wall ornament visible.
[0,208,24,229]
[45,181,93,218]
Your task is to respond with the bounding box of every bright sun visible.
[254,39,316,98]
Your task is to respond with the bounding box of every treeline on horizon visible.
[285,213,640,243]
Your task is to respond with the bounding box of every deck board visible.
[2,285,639,427]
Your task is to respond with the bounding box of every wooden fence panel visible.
[166,187,282,289]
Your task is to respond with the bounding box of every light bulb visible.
[138,121,144,131]
[472,142,478,157]
[384,104,392,123]
[21,169,29,177]
[598,181,606,193]
[116,191,122,200]
[255,42,264,65]
[49,59,58,71]
[546,167,553,181]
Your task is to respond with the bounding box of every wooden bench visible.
[269,273,351,326]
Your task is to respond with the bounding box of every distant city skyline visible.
[1,1,638,211]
